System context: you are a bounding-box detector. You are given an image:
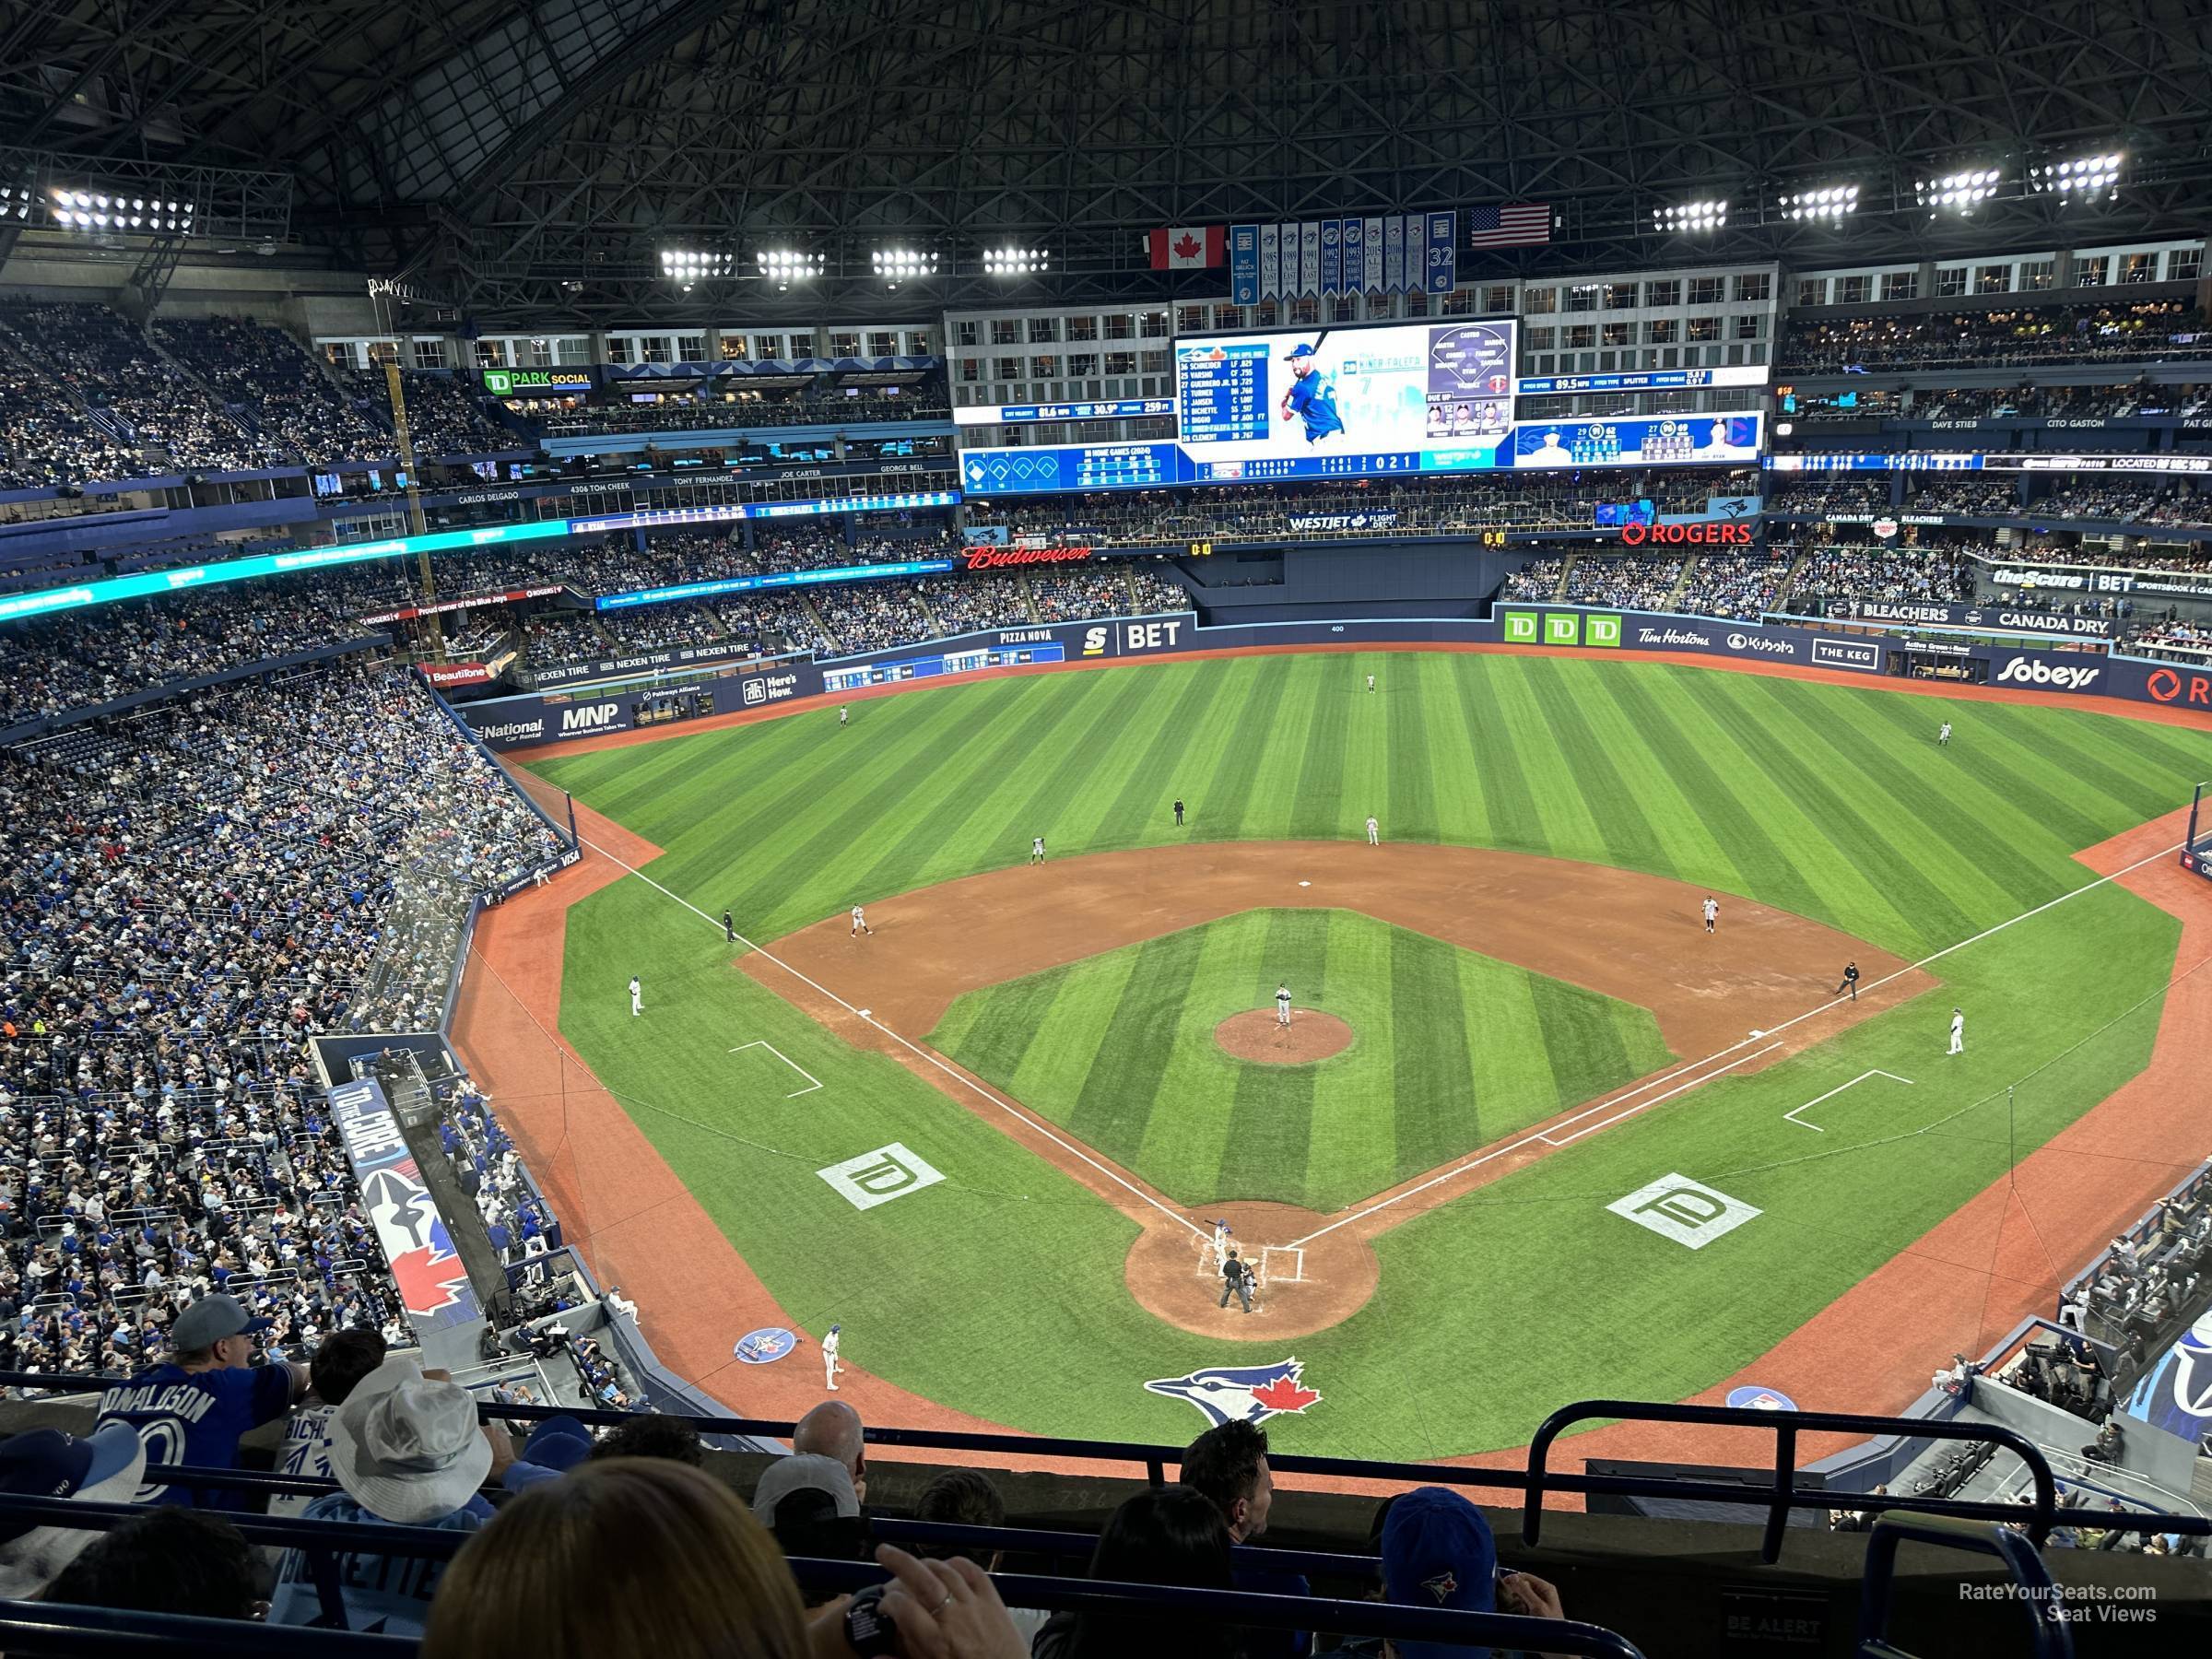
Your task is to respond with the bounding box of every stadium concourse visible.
[8,0,2212,1650]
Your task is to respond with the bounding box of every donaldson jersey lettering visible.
[95,1362,296,1509]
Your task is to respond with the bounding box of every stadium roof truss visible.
[2,0,2207,323]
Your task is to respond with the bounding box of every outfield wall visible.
[454,606,2212,750]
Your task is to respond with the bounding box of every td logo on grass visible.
[1606,1172,1760,1249]
[818,1142,946,1211]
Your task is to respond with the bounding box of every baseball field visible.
[468,648,2212,1460]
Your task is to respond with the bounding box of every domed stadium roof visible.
[4,0,2206,320]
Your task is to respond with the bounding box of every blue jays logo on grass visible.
[1144,1358,1322,1427]
[734,1327,798,1365]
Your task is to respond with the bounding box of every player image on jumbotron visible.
[1424,321,1514,439]
[1277,342,1346,443]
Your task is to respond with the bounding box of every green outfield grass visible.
[929,908,1674,1211]
[534,652,2212,1456]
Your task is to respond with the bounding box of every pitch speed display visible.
[1174,320,1516,481]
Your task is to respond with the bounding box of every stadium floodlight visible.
[871,247,938,284]
[1913,168,2002,214]
[755,248,825,289]
[1652,199,1728,233]
[0,184,27,222]
[1778,183,1860,223]
[2029,152,2123,202]
[983,245,1050,276]
[659,248,737,280]
[46,186,193,233]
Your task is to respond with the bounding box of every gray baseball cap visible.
[750,1453,860,1522]
[171,1294,270,1350]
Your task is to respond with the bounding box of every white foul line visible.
[728,1041,822,1098]
[1290,834,2188,1247]
[1783,1068,1915,1134]
[584,836,1206,1241]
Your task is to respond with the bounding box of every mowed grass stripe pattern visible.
[929,909,1673,1211]
[535,653,2204,955]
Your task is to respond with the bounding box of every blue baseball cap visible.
[1380,1486,1499,1658]
[1282,343,1318,360]
[523,1415,594,1473]
[0,1425,146,1546]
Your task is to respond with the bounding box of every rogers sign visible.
[1619,521,1753,547]
[959,545,1094,570]
[2146,666,2212,706]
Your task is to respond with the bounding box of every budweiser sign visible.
[959,546,1095,570]
[1619,521,1754,547]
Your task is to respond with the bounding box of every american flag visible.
[1466,203,1552,247]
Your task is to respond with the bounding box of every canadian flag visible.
[1144,226,1226,269]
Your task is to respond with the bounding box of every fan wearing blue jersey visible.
[1277,343,1345,442]
[93,1293,309,1510]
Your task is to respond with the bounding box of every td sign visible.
[1501,610,1622,648]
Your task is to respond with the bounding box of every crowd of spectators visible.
[0,337,146,489]
[916,574,1030,633]
[809,584,931,654]
[1788,545,1980,608]
[1500,556,1568,601]
[1029,569,1128,623]
[154,316,388,468]
[350,371,518,458]
[1673,552,1795,619]
[1893,382,2208,423]
[0,302,279,474]
[1762,477,1893,517]
[2124,618,2212,661]
[1781,300,2206,374]
[1128,565,1188,614]
[541,386,948,438]
[1559,554,1683,610]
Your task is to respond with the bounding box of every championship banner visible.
[1300,221,1321,298]
[1341,218,1366,296]
[1320,218,1342,297]
[1362,217,1383,292]
[1260,225,1282,303]
[1383,216,1406,293]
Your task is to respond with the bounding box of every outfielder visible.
[1366,814,1380,846]
[822,1323,842,1390]
[840,705,850,728]
[850,904,873,936]
[1030,835,1046,865]
[629,975,642,1018]
[1701,896,1718,935]
[1278,343,1345,443]
[1366,673,1375,693]
[1938,721,1951,746]
[1948,1006,1965,1055]
[1276,982,1292,1027]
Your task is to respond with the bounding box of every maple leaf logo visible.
[391,1243,470,1314]
[1250,1374,1321,1415]
[1172,232,1202,261]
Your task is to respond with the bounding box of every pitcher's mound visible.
[1215,1009,1353,1064]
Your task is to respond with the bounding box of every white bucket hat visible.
[325,1356,493,1524]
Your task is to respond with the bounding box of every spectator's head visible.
[750,1453,864,1565]
[326,1356,493,1524]
[423,1459,807,1659]
[1380,1487,1500,1659]
[42,1507,259,1620]
[792,1399,865,1494]
[1089,1484,1237,1589]
[0,1426,147,1598]
[169,1292,270,1370]
[587,1413,704,1466]
[309,1326,387,1405]
[913,1467,1006,1567]
[1182,1417,1276,1541]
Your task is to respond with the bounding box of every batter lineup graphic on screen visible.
[1425,322,1514,439]
[1278,341,1345,442]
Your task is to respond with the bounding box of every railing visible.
[0,1489,1647,1657]
[1855,1514,2075,1659]
[10,1374,2198,1550]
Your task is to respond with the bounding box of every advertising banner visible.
[360,583,567,626]
[1846,600,2115,640]
[1983,559,2212,600]
[956,544,1097,570]
[326,1079,481,1335]
[534,638,771,688]
[1285,512,1400,534]
[418,661,493,688]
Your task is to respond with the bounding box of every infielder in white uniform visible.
[850,905,873,936]
[629,976,641,1017]
[1030,836,1046,865]
[822,1323,842,1390]
[1366,814,1380,846]
[1701,896,1718,935]
[1276,982,1292,1027]
[1948,1006,1965,1055]
[1938,721,1951,746]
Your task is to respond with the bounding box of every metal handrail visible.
[1855,1515,2074,1659]
[1523,1399,2062,1561]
